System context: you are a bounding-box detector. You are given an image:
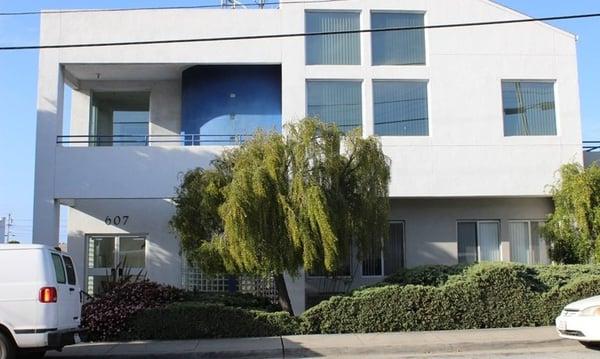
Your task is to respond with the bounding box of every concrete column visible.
[285,270,306,315]
[32,15,64,245]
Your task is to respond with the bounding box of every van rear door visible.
[62,255,81,327]
[50,252,79,329]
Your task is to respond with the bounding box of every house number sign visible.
[105,216,129,225]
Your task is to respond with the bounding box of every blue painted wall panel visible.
[181,65,282,144]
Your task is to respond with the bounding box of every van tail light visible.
[39,287,57,303]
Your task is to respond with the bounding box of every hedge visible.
[125,302,299,340]
[302,263,600,334]
[182,291,280,311]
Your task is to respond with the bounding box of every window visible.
[63,256,77,285]
[508,221,550,264]
[502,81,557,136]
[90,91,150,146]
[306,11,360,65]
[371,12,425,65]
[458,221,500,264]
[51,253,66,284]
[373,81,429,136]
[362,221,405,277]
[307,80,362,132]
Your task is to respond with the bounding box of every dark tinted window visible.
[63,256,77,285]
[51,253,66,284]
[457,222,478,264]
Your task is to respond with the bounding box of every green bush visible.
[125,302,299,340]
[302,263,600,334]
[182,291,280,311]
[383,264,469,287]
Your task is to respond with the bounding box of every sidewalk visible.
[47,326,577,358]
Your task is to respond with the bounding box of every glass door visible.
[86,235,146,295]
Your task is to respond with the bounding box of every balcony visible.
[57,133,253,147]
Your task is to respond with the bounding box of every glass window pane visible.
[531,221,550,264]
[374,81,428,136]
[62,256,77,285]
[479,222,500,261]
[362,239,382,276]
[502,82,556,136]
[88,236,115,269]
[51,253,66,284]
[458,222,477,264]
[372,12,425,65]
[90,92,150,146]
[384,222,405,275]
[119,236,146,268]
[306,11,360,65]
[87,275,109,296]
[509,222,530,264]
[307,80,362,132]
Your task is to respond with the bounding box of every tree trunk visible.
[274,273,294,315]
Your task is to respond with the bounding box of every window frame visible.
[370,10,427,66]
[361,220,406,278]
[51,253,67,285]
[305,79,364,132]
[500,80,558,137]
[457,220,502,263]
[508,219,549,265]
[305,9,362,66]
[62,255,77,286]
[372,79,430,137]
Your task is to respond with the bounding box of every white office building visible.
[33,0,585,313]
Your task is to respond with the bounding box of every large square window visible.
[306,11,360,65]
[373,81,429,136]
[371,12,426,65]
[90,91,150,146]
[458,221,500,264]
[307,80,362,132]
[502,81,557,136]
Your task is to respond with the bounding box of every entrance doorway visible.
[85,235,146,295]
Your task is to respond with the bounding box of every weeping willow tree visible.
[544,163,600,264]
[171,118,391,313]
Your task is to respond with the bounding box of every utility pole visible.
[3,214,14,243]
[0,217,5,243]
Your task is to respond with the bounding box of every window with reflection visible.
[502,81,557,136]
[306,11,361,65]
[90,92,150,146]
[373,81,429,136]
[371,12,426,65]
[307,80,362,132]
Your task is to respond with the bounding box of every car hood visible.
[565,295,600,311]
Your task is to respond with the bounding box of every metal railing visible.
[56,134,253,146]
[584,141,600,152]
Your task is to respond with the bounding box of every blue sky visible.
[1,0,599,243]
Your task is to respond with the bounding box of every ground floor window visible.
[362,221,405,277]
[86,234,146,295]
[458,221,501,264]
[508,220,550,264]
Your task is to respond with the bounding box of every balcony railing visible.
[56,134,253,146]
[584,141,600,152]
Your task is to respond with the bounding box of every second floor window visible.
[307,80,362,132]
[371,12,426,65]
[306,11,361,65]
[90,91,150,146]
[502,81,557,136]
[373,80,429,136]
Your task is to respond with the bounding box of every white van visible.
[0,244,82,359]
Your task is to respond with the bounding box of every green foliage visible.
[125,302,299,340]
[301,263,600,334]
[182,291,280,311]
[383,264,469,287]
[170,118,391,277]
[544,163,600,263]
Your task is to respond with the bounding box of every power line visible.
[0,0,349,16]
[1,12,596,51]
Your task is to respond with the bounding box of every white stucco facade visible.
[33,0,583,314]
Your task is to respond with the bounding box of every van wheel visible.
[0,332,16,359]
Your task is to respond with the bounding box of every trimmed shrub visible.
[302,263,600,334]
[125,302,299,340]
[383,264,469,287]
[82,281,184,341]
[182,291,279,311]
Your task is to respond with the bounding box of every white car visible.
[556,295,600,348]
[0,244,83,359]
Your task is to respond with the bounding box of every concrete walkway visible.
[47,326,580,358]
